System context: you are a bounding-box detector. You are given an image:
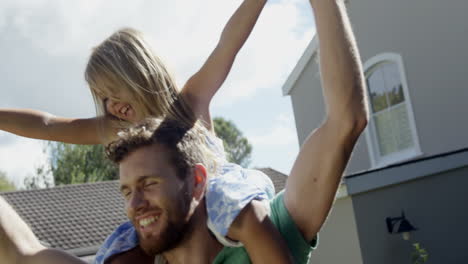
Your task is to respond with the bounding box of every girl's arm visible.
[181,1,294,261]
[228,200,294,264]
[181,0,267,131]
[0,108,110,145]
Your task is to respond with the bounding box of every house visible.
[1,167,288,263]
[282,0,468,263]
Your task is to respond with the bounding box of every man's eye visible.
[123,191,132,198]
[145,182,158,188]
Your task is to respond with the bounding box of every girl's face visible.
[102,89,143,123]
[105,98,140,123]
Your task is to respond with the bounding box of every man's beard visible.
[139,216,192,256]
[138,188,193,256]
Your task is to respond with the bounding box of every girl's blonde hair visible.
[85,28,194,127]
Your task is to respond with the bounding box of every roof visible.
[1,181,127,255]
[0,167,288,255]
[258,167,288,193]
[282,36,318,96]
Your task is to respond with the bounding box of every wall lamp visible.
[386,211,418,240]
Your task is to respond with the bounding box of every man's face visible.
[119,144,193,256]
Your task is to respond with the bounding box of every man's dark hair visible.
[106,118,216,179]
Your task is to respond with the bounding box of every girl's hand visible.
[181,0,267,131]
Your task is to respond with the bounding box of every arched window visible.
[364,53,421,167]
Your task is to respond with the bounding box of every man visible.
[104,118,315,263]
[0,0,368,263]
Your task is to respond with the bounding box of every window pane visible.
[374,104,415,157]
[391,104,414,150]
[374,110,396,156]
[383,63,405,106]
[367,68,388,113]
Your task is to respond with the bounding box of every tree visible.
[23,165,53,190]
[213,117,252,167]
[0,170,16,192]
[47,143,117,185]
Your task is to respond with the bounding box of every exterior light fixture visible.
[386,211,418,240]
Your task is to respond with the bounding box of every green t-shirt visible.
[212,191,318,263]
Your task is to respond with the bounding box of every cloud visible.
[1,0,314,106]
[212,1,315,107]
[247,112,298,147]
[0,0,314,182]
[245,112,300,174]
[0,133,48,187]
[0,0,238,57]
[0,0,237,115]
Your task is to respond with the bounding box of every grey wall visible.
[289,0,468,174]
[290,55,324,145]
[347,0,468,158]
[308,196,363,264]
[351,165,468,264]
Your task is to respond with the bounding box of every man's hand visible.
[284,0,368,241]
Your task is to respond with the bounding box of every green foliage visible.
[411,243,428,264]
[48,142,117,185]
[213,117,252,167]
[0,170,16,192]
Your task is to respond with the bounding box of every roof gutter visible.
[282,36,319,96]
[66,245,101,257]
[345,148,468,195]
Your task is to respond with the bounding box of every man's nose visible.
[128,190,149,213]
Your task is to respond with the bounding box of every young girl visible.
[0,0,294,263]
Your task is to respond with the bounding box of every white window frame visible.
[363,53,422,168]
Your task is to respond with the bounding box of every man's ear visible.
[185,164,208,222]
[191,163,208,201]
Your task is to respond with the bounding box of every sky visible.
[0,0,316,188]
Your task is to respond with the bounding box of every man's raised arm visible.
[283,0,368,241]
[0,196,85,264]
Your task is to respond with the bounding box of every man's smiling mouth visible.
[139,215,159,228]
